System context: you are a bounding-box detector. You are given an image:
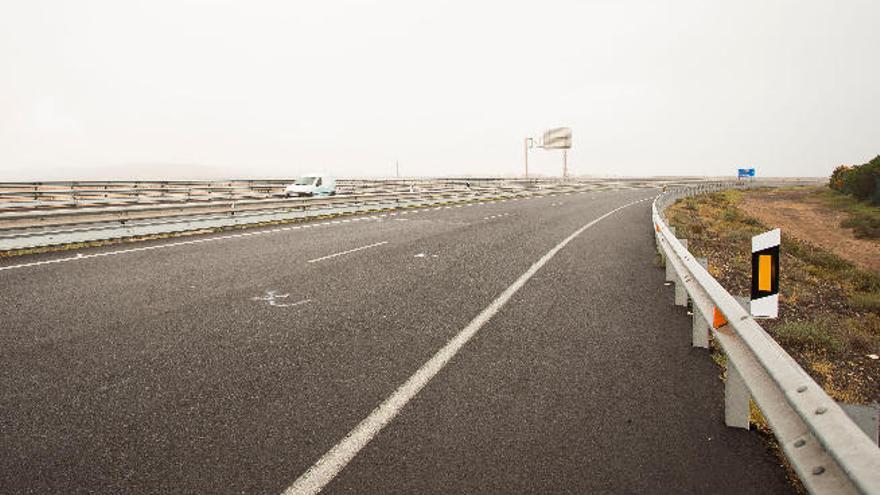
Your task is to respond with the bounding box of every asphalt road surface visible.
[0,189,792,494]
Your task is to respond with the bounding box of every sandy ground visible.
[740,189,880,273]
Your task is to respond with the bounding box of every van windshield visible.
[294,176,318,185]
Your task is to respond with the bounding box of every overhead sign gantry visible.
[523,127,572,178]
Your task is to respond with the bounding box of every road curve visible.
[0,189,791,494]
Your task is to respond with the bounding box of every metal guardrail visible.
[0,178,572,210]
[0,190,474,227]
[1,179,649,251]
[0,179,473,210]
[653,183,880,494]
[0,177,723,211]
[1,177,705,251]
[0,189,503,251]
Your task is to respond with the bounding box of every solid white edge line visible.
[282,195,652,495]
[305,241,389,264]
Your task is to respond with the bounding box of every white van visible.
[284,173,337,197]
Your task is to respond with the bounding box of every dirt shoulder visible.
[740,188,880,273]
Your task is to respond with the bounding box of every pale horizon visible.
[2,0,878,181]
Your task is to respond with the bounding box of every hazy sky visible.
[1,0,878,180]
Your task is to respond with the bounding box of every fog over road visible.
[0,189,790,493]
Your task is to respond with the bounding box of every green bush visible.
[773,319,846,353]
[831,155,880,204]
[841,214,880,239]
[830,165,850,191]
[849,292,880,311]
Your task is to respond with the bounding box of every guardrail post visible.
[692,309,710,348]
[692,257,710,348]
[674,239,688,306]
[656,235,665,264]
[664,226,677,282]
[725,359,751,429]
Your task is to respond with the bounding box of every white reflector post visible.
[752,228,780,252]
[750,228,780,318]
[751,294,778,318]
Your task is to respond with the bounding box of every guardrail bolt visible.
[797,385,807,393]
[815,406,827,415]
[812,466,825,475]
[794,439,806,448]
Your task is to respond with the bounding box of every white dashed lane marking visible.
[482,213,512,221]
[306,241,389,264]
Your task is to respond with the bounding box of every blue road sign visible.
[738,168,756,179]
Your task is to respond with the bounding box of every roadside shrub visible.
[742,216,763,227]
[840,315,880,353]
[773,319,845,353]
[851,270,880,293]
[841,213,880,239]
[722,208,741,222]
[832,155,880,204]
[723,230,752,243]
[786,238,852,274]
[829,165,851,192]
[772,316,878,355]
[849,292,880,312]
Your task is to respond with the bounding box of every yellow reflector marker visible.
[758,254,772,291]
[751,228,781,318]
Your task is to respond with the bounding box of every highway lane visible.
[0,189,790,493]
[323,196,790,493]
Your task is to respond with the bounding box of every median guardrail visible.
[0,189,507,251]
[1,176,710,251]
[0,177,614,211]
[0,178,473,210]
[1,177,662,251]
[653,183,880,494]
[0,177,722,211]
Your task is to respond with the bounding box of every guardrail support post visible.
[654,224,664,257]
[692,310,710,348]
[674,239,688,306]
[664,227,677,281]
[657,241,666,267]
[692,257,710,348]
[674,278,688,306]
[725,360,751,429]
